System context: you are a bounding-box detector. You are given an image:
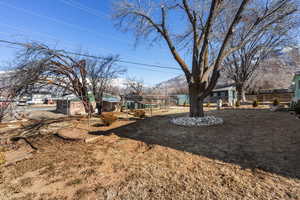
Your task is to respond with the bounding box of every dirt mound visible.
[57,128,88,140]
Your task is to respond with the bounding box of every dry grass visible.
[0,151,5,165]
[0,109,299,200]
[65,178,82,186]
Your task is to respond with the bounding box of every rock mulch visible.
[171,116,223,126]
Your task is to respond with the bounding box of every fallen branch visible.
[53,133,82,141]
[10,136,38,151]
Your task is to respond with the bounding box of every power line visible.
[59,0,109,18]
[115,64,181,75]
[0,23,176,70]
[64,51,182,71]
[58,0,171,54]
[0,39,183,72]
[0,1,132,45]
[0,1,173,63]
[0,23,114,54]
[0,24,182,71]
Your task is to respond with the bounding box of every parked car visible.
[17,100,28,106]
[27,99,44,105]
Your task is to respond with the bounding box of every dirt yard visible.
[0,109,299,200]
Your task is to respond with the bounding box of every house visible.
[123,95,168,110]
[26,92,52,104]
[174,95,189,106]
[174,84,237,106]
[207,84,237,106]
[292,71,300,104]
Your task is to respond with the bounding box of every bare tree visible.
[123,77,144,103]
[113,0,298,117]
[223,23,296,102]
[15,43,94,114]
[0,69,41,122]
[86,56,126,114]
[0,78,15,122]
[248,51,299,92]
[125,77,144,96]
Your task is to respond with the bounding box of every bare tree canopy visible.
[124,76,144,102]
[86,56,126,114]
[113,0,298,117]
[13,43,96,114]
[223,9,299,102]
[0,68,45,121]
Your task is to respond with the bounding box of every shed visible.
[174,85,237,106]
[292,71,300,103]
[56,92,120,115]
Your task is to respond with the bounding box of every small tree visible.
[252,100,258,107]
[86,56,126,115]
[0,69,40,122]
[15,43,94,114]
[273,98,280,106]
[124,77,144,100]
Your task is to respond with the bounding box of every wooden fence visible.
[246,92,293,103]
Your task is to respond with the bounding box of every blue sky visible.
[0,0,183,86]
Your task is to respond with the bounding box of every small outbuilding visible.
[174,84,237,106]
[292,71,300,103]
[56,93,121,115]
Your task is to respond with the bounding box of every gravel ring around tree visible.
[170,116,224,127]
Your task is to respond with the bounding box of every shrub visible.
[206,102,211,107]
[273,99,280,106]
[252,100,258,107]
[295,101,300,115]
[101,113,118,126]
[134,109,146,118]
[235,100,240,107]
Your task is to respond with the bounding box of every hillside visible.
[155,49,300,94]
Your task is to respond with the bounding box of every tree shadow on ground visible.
[89,109,300,179]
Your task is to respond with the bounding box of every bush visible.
[206,102,211,107]
[134,109,146,118]
[273,99,280,106]
[101,113,118,126]
[295,101,300,115]
[235,100,240,107]
[252,100,258,107]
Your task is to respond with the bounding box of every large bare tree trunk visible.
[81,96,94,116]
[236,84,246,102]
[96,102,102,115]
[189,84,204,117]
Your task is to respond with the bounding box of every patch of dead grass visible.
[66,178,83,186]
[19,177,33,188]
[1,110,299,200]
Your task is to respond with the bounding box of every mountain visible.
[154,74,233,94]
[155,48,300,94]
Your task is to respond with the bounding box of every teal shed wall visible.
[177,95,189,105]
[294,75,300,101]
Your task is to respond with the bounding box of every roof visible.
[293,70,300,81]
[58,93,120,103]
[214,83,235,89]
[213,86,236,92]
[103,96,120,103]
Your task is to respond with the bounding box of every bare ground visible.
[0,109,299,200]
